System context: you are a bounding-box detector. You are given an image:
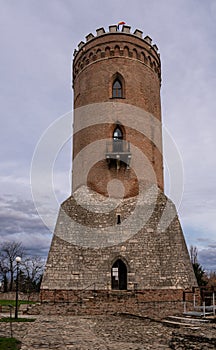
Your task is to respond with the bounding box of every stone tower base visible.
[41,185,197,316]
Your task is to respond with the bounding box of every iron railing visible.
[106,140,130,153]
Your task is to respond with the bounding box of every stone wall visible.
[39,289,195,319]
[41,185,197,300]
[0,291,40,302]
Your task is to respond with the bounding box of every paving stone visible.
[1,314,215,349]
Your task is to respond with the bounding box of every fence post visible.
[203,301,205,317]
[213,292,215,316]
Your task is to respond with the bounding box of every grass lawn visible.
[0,337,21,350]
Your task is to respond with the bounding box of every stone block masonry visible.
[41,185,197,307]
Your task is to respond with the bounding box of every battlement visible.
[73,25,161,82]
[74,25,160,57]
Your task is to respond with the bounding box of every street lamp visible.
[15,256,21,319]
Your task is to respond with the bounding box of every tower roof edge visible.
[73,25,160,58]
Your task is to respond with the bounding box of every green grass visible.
[0,337,21,350]
[0,300,35,306]
[0,317,35,323]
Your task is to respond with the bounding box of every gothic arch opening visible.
[111,258,127,290]
[111,73,125,98]
[113,125,123,152]
[112,79,122,98]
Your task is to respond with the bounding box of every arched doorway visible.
[111,259,127,290]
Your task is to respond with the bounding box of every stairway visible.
[162,314,213,329]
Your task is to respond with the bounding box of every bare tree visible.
[189,245,198,264]
[0,258,9,292]
[21,256,45,292]
[207,271,216,286]
[0,241,24,291]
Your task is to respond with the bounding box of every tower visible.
[41,25,197,316]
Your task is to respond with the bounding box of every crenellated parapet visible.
[73,25,161,82]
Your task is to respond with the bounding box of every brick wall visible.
[39,289,196,319]
[72,29,163,194]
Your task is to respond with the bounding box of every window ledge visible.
[110,97,125,99]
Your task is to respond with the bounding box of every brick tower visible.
[41,25,197,316]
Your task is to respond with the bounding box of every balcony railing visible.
[105,140,131,169]
[106,140,130,153]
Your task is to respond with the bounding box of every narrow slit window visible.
[113,79,122,98]
[117,214,121,224]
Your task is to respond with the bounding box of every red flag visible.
[117,21,126,30]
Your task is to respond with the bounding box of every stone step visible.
[0,305,12,312]
[183,311,213,317]
[79,298,96,302]
[167,315,211,324]
[194,305,215,311]
[162,319,200,329]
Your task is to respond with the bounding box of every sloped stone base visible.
[41,185,197,311]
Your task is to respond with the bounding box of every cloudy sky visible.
[1,0,216,271]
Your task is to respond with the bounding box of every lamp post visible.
[15,256,21,319]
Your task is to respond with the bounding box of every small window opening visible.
[113,79,122,98]
[117,214,121,225]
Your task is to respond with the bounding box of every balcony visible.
[105,140,131,169]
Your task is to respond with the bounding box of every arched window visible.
[113,127,123,140]
[112,79,122,98]
[113,126,123,152]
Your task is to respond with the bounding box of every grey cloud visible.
[207,243,216,249]
[199,248,216,271]
[0,1,216,271]
[0,196,52,257]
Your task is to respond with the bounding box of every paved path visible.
[18,315,172,350]
[1,314,215,349]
